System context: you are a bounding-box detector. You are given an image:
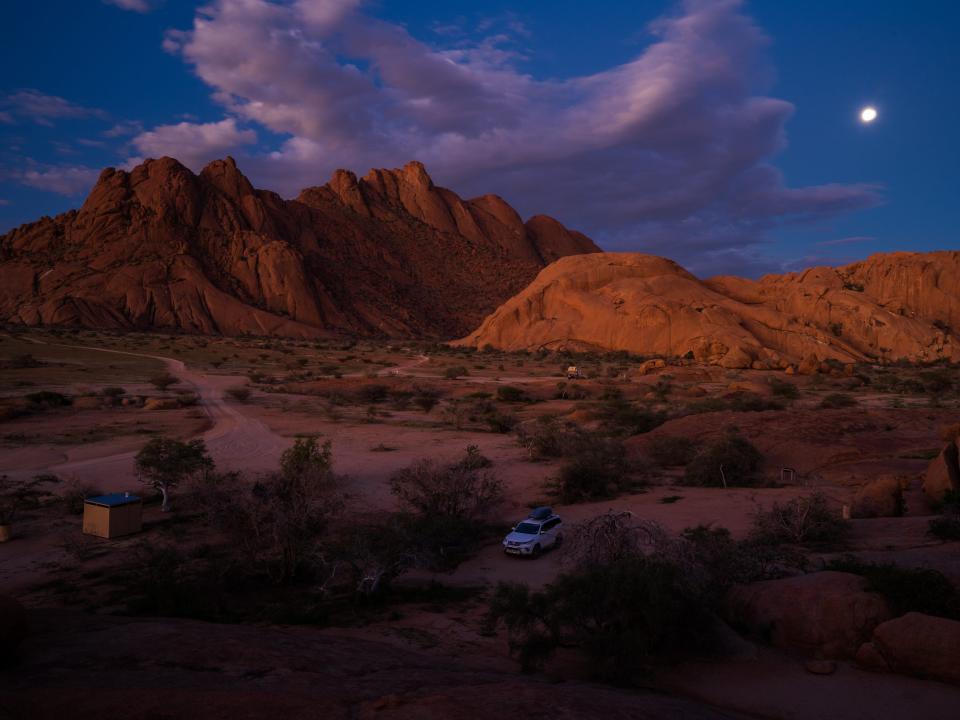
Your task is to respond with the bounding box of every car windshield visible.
[514,522,540,535]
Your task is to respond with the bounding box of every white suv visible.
[502,508,563,557]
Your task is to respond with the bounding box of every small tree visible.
[749,492,849,546]
[0,474,55,528]
[150,372,180,393]
[684,430,762,487]
[134,437,213,512]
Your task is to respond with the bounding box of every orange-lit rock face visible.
[459,252,960,368]
[0,157,598,339]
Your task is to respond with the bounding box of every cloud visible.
[128,118,257,170]
[18,165,101,196]
[102,0,156,12]
[1,89,108,126]
[814,235,875,247]
[164,0,881,271]
[103,120,144,138]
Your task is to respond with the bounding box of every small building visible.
[82,493,143,539]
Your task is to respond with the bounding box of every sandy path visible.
[6,341,289,489]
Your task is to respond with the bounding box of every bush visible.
[413,388,441,413]
[515,416,591,460]
[485,410,519,433]
[8,353,42,369]
[25,390,72,407]
[62,479,102,515]
[556,439,635,503]
[454,445,493,470]
[648,436,697,466]
[683,432,762,487]
[750,492,849,547]
[596,398,665,436]
[825,556,960,619]
[225,387,251,403]
[102,387,126,399]
[487,556,714,681]
[149,373,179,392]
[356,384,389,404]
[389,455,503,569]
[496,385,528,403]
[768,378,799,399]
[819,392,857,409]
[444,366,469,379]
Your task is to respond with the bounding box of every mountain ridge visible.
[0,156,598,338]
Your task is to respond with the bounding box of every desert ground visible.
[2,327,959,719]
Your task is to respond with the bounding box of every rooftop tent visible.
[82,493,143,539]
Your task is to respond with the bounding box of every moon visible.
[860,106,878,123]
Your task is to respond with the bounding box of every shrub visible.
[444,365,469,379]
[62,478,102,515]
[515,416,591,460]
[556,439,636,503]
[768,378,799,399]
[596,398,665,436]
[413,388,441,413]
[928,489,960,541]
[8,353,42,369]
[225,387,251,403]
[819,392,857,409]
[486,556,714,680]
[486,410,519,433]
[389,455,503,569]
[102,387,126,399]
[497,385,528,403]
[149,373,179,392]
[454,445,493,470]
[749,492,849,547]
[683,432,762,487]
[648,436,697,466]
[825,556,960,619]
[25,390,72,407]
[356,384,389,404]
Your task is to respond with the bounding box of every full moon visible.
[860,106,878,123]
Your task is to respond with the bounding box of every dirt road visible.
[5,342,289,490]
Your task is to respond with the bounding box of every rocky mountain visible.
[458,252,960,368]
[0,157,598,338]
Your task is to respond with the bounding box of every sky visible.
[0,0,957,276]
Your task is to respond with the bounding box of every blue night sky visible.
[1,0,957,276]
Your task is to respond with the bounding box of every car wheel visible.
[531,544,542,558]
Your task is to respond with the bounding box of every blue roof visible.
[85,493,141,508]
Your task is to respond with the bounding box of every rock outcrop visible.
[458,252,960,368]
[0,157,598,339]
[924,439,960,503]
[725,572,892,658]
[859,612,960,685]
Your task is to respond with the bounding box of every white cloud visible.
[129,118,257,170]
[161,0,881,271]
[18,165,101,196]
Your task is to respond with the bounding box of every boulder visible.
[923,441,960,503]
[0,594,27,657]
[870,612,960,685]
[725,571,892,658]
[637,358,666,375]
[797,353,821,376]
[852,475,904,518]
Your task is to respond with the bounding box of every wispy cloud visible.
[1,89,107,126]
[17,164,101,196]
[814,235,875,247]
[102,0,157,12]
[157,0,882,272]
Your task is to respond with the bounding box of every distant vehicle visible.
[566,366,582,379]
[502,507,563,557]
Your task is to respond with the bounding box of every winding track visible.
[10,341,289,487]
